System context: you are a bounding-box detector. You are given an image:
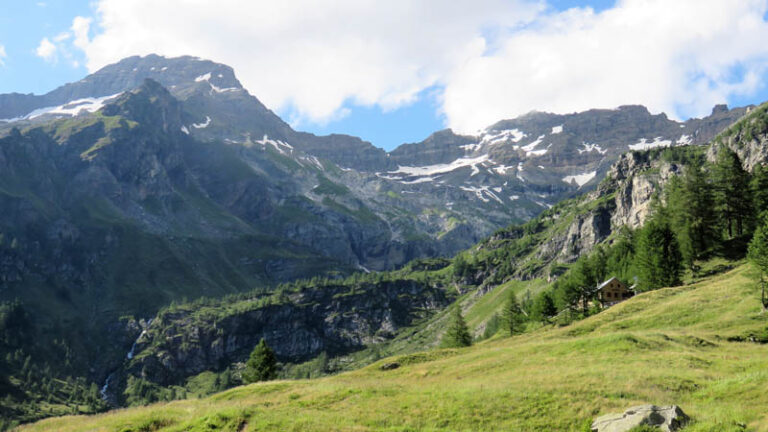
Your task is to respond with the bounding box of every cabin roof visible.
[596,276,624,291]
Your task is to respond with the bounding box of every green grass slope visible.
[18,265,768,432]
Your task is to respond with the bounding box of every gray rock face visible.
[127,278,448,386]
[592,405,690,432]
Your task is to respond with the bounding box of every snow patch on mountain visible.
[191,116,211,129]
[516,162,526,182]
[195,72,212,82]
[677,134,692,145]
[493,165,516,175]
[389,155,489,177]
[628,137,672,151]
[256,134,294,156]
[460,186,503,204]
[481,128,526,145]
[521,135,545,153]
[551,125,563,134]
[209,83,240,93]
[401,177,435,184]
[562,171,597,187]
[1,93,123,122]
[194,71,240,93]
[578,143,607,154]
[460,143,482,152]
[527,144,552,157]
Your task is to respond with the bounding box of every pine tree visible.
[634,217,683,290]
[242,339,278,383]
[748,216,768,311]
[440,306,472,348]
[666,159,717,272]
[683,157,718,257]
[713,146,752,238]
[572,257,598,316]
[532,292,557,324]
[751,163,768,217]
[501,292,526,335]
[606,226,635,281]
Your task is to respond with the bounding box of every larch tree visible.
[634,217,683,291]
[441,306,472,348]
[713,146,752,238]
[747,216,768,311]
[502,292,526,335]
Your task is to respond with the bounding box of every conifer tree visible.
[243,339,278,383]
[748,216,768,311]
[683,156,717,256]
[440,306,472,348]
[532,292,557,324]
[634,217,683,290]
[666,157,717,271]
[713,146,752,238]
[502,292,526,335]
[751,163,768,217]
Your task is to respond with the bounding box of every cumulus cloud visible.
[57,0,768,133]
[35,19,91,67]
[443,0,768,132]
[69,0,542,125]
[0,44,6,66]
[36,37,57,62]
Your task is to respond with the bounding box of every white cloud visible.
[443,0,768,132]
[69,0,542,125]
[71,16,91,51]
[35,19,91,67]
[0,44,6,66]
[58,0,768,133]
[36,37,57,62]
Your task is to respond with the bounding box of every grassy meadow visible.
[18,264,768,432]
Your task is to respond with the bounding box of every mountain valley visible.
[1,54,767,430]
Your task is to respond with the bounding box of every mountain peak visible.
[711,104,730,115]
[102,78,183,133]
[58,54,244,101]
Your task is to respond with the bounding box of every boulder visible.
[379,362,400,371]
[591,405,689,432]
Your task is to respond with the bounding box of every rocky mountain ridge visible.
[1,55,752,267]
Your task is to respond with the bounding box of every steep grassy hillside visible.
[19,264,768,432]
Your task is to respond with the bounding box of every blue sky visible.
[0,1,90,95]
[2,0,768,151]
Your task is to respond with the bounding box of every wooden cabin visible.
[596,277,633,307]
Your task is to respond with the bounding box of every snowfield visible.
[562,171,597,187]
[1,93,123,122]
[389,155,489,177]
[628,137,672,151]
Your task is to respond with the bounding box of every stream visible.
[100,319,153,402]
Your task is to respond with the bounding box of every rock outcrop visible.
[125,279,449,387]
[591,405,690,432]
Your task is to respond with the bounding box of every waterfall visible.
[99,372,116,402]
[126,319,153,360]
[101,318,154,403]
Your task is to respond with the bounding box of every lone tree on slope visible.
[502,292,527,335]
[243,339,278,383]
[441,306,472,348]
